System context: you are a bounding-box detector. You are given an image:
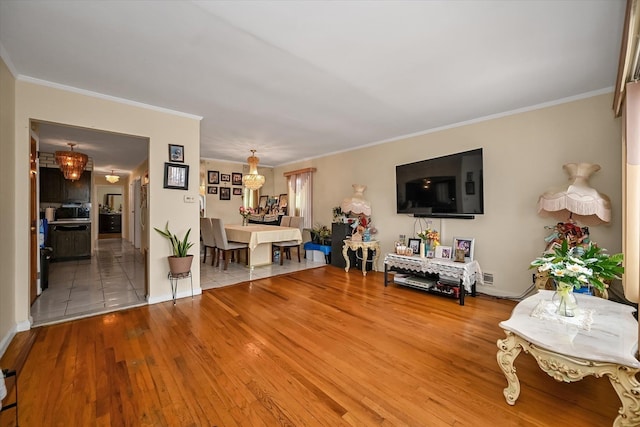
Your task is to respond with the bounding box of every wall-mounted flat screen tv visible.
[396,148,484,218]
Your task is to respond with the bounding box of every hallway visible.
[31,238,326,326]
[31,238,146,326]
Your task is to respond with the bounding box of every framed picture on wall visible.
[163,163,189,190]
[207,186,217,194]
[232,172,243,185]
[232,187,242,196]
[168,144,184,163]
[221,173,231,182]
[220,187,231,200]
[207,170,219,184]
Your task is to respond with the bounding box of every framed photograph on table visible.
[435,245,452,260]
[407,238,421,255]
[220,187,231,200]
[232,172,243,185]
[453,237,475,262]
[207,170,219,184]
[259,195,269,209]
[168,144,184,163]
[163,163,189,190]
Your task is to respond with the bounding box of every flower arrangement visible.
[312,224,331,244]
[239,206,255,219]
[529,239,624,293]
[417,228,440,247]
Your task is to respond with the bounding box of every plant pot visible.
[167,255,193,276]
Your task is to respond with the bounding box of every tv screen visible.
[396,148,484,218]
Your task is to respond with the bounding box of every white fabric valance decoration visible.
[537,163,611,226]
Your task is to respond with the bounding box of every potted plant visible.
[154,222,195,275]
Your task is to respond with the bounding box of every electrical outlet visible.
[183,195,195,203]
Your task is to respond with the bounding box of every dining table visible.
[224,224,302,268]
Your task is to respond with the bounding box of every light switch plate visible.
[183,195,195,203]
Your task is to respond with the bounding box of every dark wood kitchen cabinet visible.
[50,224,91,260]
[39,167,91,203]
[99,213,121,233]
[40,167,63,203]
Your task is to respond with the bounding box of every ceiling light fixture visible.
[242,149,265,190]
[55,142,88,181]
[105,170,120,184]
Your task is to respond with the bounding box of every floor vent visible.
[483,272,494,286]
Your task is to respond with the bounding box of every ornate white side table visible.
[497,290,640,426]
[342,239,380,276]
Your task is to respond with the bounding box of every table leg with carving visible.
[372,243,380,272]
[498,329,640,427]
[361,247,369,276]
[343,243,351,273]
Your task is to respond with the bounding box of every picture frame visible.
[259,195,269,209]
[453,237,475,262]
[426,249,435,259]
[232,172,243,185]
[163,163,189,190]
[278,193,288,208]
[232,187,242,196]
[465,181,475,195]
[219,187,231,200]
[207,170,219,184]
[207,186,217,195]
[435,245,452,260]
[407,238,421,255]
[454,248,466,263]
[221,173,231,182]
[168,144,184,163]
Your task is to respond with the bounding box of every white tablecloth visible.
[225,224,302,250]
[384,253,482,292]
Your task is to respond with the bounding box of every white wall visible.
[200,158,274,225]
[0,56,18,353]
[274,93,622,297]
[11,79,202,327]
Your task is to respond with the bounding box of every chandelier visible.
[242,149,265,190]
[105,170,120,184]
[55,143,88,181]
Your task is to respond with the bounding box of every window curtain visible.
[287,171,313,229]
[623,81,640,303]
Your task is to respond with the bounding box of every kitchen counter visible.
[48,219,92,225]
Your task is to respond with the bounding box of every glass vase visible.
[552,283,578,317]
[242,217,248,226]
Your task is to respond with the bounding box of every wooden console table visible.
[384,253,479,305]
[342,239,380,276]
[497,290,640,426]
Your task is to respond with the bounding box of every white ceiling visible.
[0,0,626,176]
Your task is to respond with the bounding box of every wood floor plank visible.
[1,266,628,426]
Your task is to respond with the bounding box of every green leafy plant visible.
[530,239,624,292]
[154,222,194,257]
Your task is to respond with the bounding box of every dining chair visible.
[272,216,303,265]
[279,216,292,227]
[210,218,249,270]
[200,217,217,265]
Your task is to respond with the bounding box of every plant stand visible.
[167,271,193,305]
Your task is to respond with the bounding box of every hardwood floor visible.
[1,266,623,426]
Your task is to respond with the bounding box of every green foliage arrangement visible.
[530,239,624,293]
[154,222,194,257]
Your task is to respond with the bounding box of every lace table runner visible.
[530,300,594,331]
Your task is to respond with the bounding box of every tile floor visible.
[31,238,326,326]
